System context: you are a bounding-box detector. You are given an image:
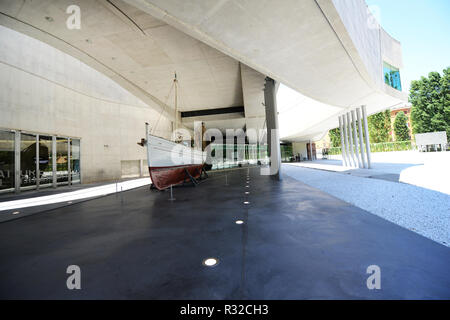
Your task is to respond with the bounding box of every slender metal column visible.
[342,114,351,166]
[351,110,362,168]
[52,136,57,188]
[356,107,367,168]
[263,77,281,179]
[361,105,372,168]
[36,134,40,190]
[338,116,347,166]
[14,131,21,193]
[346,112,356,167]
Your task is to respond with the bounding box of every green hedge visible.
[328,141,414,155]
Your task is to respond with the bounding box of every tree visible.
[328,128,341,147]
[410,67,450,141]
[393,111,410,141]
[368,110,392,143]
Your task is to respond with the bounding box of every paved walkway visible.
[322,151,450,194]
[0,178,151,223]
[0,167,448,299]
[283,163,450,246]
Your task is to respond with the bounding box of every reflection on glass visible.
[70,139,80,184]
[383,62,402,91]
[20,133,37,189]
[210,144,269,170]
[56,137,69,184]
[280,144,293,162]
[39,135,53,186]
[0,130,15,190]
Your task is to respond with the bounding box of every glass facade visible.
[39,135,53,186]
[383,62,402,91]
[70,139,81,184]
[0,129,80,193]
[20,133,37,189]
[210,144,269,170]
[0,131,15,191]
[56,137,69,184]
[280,144,294,162]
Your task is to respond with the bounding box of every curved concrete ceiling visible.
[123,0,407,141]
[0,0,243,118]
[0,0,407,141]
[124,0,406,107]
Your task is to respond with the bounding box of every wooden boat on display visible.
[138,73,207,190]
[139,123,206,190]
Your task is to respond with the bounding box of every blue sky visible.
[366,0,450,91]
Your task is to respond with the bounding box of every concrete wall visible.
[292,142,308,160]
[0,26,172,183]
[240,64,266,144]
[331,0,405,96]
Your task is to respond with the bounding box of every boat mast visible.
[174,72,178,141]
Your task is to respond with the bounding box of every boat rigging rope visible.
[151,80,175,135]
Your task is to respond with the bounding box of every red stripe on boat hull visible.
[149,164,204,190]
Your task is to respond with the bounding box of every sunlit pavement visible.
[0,168,448,299]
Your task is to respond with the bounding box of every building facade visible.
[390,104,413,140]
[0,26,172,193]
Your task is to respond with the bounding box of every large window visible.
[0,129,80,193]
[56,137,69,185]
[210,144,269,170]
[20,133,37,189]
[39,135,53,186]
[383,62,402,91]
[70,139,81,184]
[0,131,15,191]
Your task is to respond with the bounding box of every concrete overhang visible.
[0,0,407,142]
[0,0,244,124]
[123,0,407,140]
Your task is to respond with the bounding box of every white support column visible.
[343,114,351,167]
[263,77,281,180]
[356,107,367,168]
[361,105,372,169]
[338,116,347,166]
[346,112,356,167]
[351,110,362,168]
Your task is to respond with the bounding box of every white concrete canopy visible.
[0,0,407,141]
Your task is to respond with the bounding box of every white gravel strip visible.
[283,163,450,247]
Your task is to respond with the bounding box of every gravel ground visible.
[283,164,450,247]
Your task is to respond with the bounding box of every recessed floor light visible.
[244,201,250,205]
[245,191,249,194]
[203,258,219,267]
[12,211,19,215]
[67,201,72,204]
[235,220,244,225]
[245,185,249,188]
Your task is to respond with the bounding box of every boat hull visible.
[149,164,204,190]
[144,128,206,190]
